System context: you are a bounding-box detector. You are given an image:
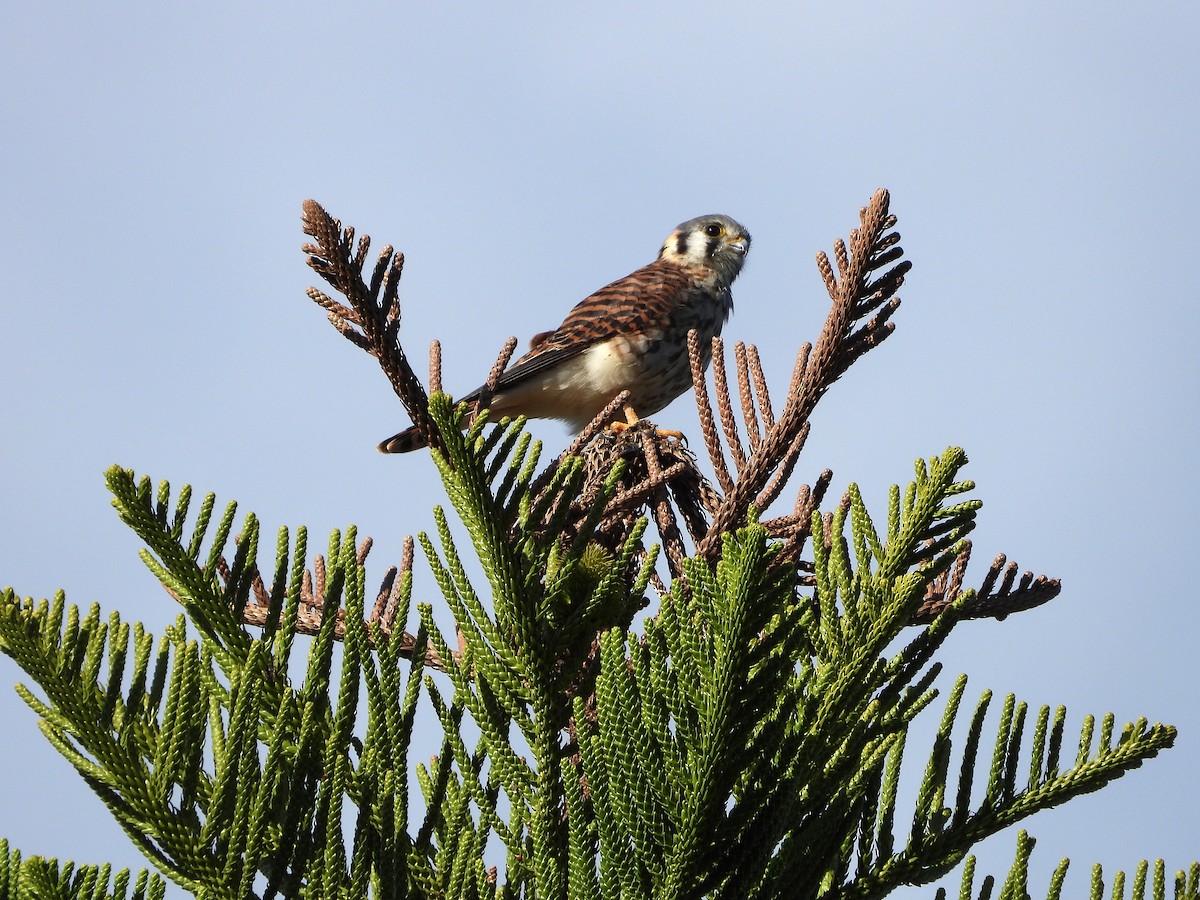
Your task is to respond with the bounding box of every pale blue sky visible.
[2,3,1197,895]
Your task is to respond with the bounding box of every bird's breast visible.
[490,279,733,429]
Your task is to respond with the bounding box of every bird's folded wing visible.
[462,262,696,398]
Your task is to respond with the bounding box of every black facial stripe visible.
[706,236,719,258]
[675,233,689,256]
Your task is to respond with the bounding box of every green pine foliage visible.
[1,194,1194,898]
[0,840,165,900]
[0,403,1189,898]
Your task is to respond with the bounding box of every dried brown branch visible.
[687,330,735,496]
[636,426,688,578]
[178,532,451,671]
[911,546,1061,624]
[606,461,691,520]
[747,344,775,429]
[754,420,811,513]
[734,342,763,451]
[696,188,910,560]
[556,421,714,577]
[301,199,437,451]
[773,469,834,569]
[710,337,747,470]
[462,335,520,426]
[429,340,443,394]
[566,390,632,458]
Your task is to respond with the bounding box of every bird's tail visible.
[377,426,430,454]
[378,386,495,453]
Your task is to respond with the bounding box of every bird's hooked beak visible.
[728,235,750,257]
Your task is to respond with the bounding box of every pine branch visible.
[0,510,425,897]
[840,685,1179,897]
[0,840,166,900]
[301,198,438,452]
[107,465,448,674]
[914,544,1062,623]
[695,189,910,560]
[935,837,1199,900]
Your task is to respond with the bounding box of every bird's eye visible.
[704,223,724,237]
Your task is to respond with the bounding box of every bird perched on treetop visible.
[378,214,751,453]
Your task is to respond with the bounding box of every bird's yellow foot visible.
[608,405,684,442]
[607,404,643,432]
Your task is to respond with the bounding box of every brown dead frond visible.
[302,199,438,451]
[193,533,450,671]
[694,188,909,560]
[552,421,716,581]
[912,546,1063,624]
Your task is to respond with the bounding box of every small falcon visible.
[378,214,751,453]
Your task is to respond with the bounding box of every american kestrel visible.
[378,214,751,453]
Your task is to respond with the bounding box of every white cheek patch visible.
[660,229,708,267]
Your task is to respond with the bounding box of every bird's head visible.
[659,214,751,287]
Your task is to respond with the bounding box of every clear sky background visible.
[2,3,1197,896]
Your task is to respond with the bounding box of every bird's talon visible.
[606,420,686,444]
